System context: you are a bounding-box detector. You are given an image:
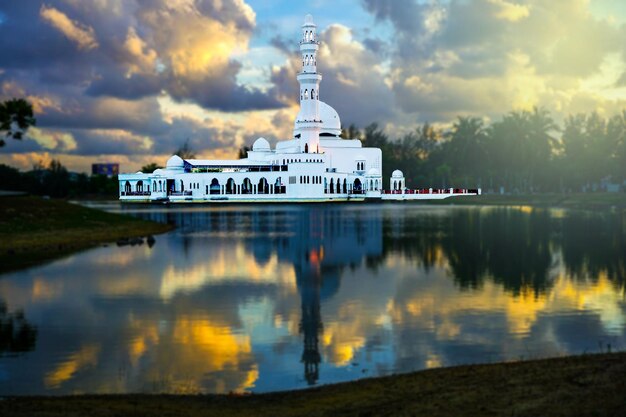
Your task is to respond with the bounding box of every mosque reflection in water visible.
[0,204,625,394]
[149,206,382,386]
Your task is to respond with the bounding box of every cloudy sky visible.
[1,0,625,173]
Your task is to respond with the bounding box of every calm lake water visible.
[1,203,625,395]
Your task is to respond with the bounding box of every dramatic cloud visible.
[362,0,626,121]
[40,5,99,51]
[0,0,625,172]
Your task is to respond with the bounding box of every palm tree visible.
[445,116,487,187]
[526,107,558,191]
[0,98,36,146]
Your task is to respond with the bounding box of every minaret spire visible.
[296,14,323,153]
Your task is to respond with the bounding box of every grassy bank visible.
[426,192,626,209]
[0,196,173,272]
[1,352,625,417]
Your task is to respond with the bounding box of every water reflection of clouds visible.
[0,205,624,394]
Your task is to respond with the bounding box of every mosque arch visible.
[136,180,143,193]
[258,177,269,194]
[305,143,309,153]
[353,178,362,193]
[124,181,131,194]
[242,178,252,194]
[343,179,347,193]
[210,178,220,195]
[226,178,235,194]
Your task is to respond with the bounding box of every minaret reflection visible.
[291,207,382,385]
[298,263,323,385]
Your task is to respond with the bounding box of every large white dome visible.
[319,101,341,136]
[252,137,270,152]
[294,101,341,137]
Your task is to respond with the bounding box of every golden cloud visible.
[27,127,77,151]
[40,5,99,51]
[489,0,531,22]
[137,1,255,79]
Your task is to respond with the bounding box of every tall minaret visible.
[296,14,323,154]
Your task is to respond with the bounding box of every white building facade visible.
[119,15,479,203]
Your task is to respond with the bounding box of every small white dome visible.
[252,137,270,151]
[153,168,164,175]
[367,168,380,176]
[166,155,184,169]
[392,169,404,178]
[304,14,314,25]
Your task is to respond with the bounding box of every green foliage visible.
[174,138,196,159]
[0,98,36,146]
[140,162,162,173]
[238,145,251,159]
[0,161,119,198]
[347,108,625,192]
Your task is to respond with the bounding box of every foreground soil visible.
[2,353,625,417]
[0,195,173,273]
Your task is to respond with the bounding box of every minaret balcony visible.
[299,40,320,45]
[296,119,324,129]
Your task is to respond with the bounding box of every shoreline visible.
[2,352,625,416]
[0,195,174,273]
[421,192,626,209]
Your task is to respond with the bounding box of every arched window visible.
[153,181,156,191]
[137,180,143,192]
[226,178,235,194]
[124,181,131,194]
[242,178,252,194]
[258,178,268,194]
[311,89,315,99]
[330,178,334,194]
[353,178,362,193]
[210,178,220,195]
[304,89,308,99]
[305,143,309,153]
[343,179,347,193]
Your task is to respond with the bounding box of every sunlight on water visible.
[0,204,624,394]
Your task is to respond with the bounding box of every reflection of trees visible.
[441,209,554,296]
[381,209,555,296]
[560,211,626,288]
[0,301,37,356]
[380,207,626,296]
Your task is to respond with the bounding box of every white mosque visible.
[119,15,480,203]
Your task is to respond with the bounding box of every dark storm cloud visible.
[0,0,284,114]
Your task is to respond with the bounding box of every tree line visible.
[2,96,626,195]
[342,108,626,192]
